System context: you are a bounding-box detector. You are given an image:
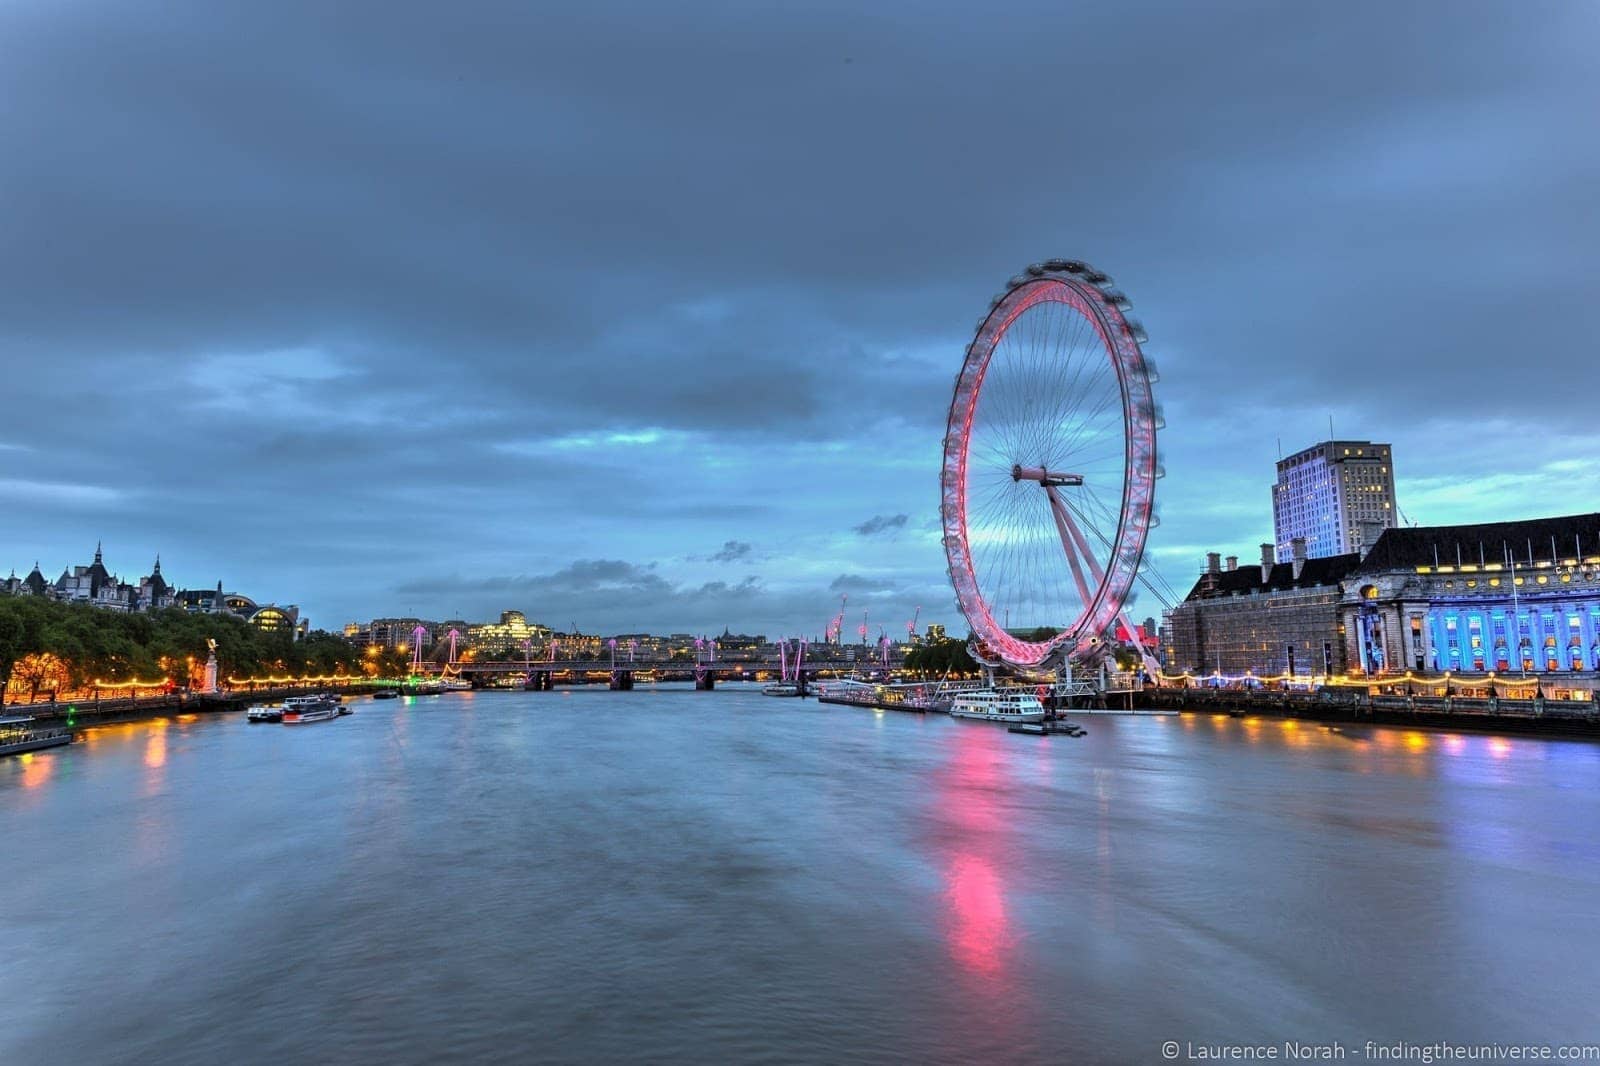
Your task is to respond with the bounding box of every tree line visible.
[0,596,367,705]
[903,636,979,675]
[903,628,1073,676]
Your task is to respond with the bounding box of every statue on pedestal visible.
[201,638,219,694]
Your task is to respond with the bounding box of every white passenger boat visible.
[281,695,340,725]
[0,715,73,756]
[762,682,801,697]
[246,704,283,723]
[948,689,1046,724]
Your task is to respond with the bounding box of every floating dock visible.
[1007,720,1086,738]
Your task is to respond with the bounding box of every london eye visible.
[940,260,1161,670]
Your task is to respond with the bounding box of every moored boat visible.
[372,688,400,700]
[281,695,340,725]
[949,689,1046,724]
[246,704,283,723]
[0,715,73,757]
[762,682,802,697]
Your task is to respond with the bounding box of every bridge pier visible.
[695,669,715,691]
[525,670,553,691]
[609,670,634,691]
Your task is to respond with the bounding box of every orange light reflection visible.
[145,718,168,768]
[19,751,53,789]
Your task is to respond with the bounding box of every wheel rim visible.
[941,264,1158,669]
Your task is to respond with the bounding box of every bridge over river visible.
[413,658,878,691]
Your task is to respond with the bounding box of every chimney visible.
[1206,552,1221,574]
[1291,537,1307,580]
[1260,543,1275,584]
[1224,555,1238,572]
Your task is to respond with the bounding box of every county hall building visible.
[1166,512,1600,682]
[1342,512,1600,677]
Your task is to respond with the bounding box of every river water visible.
[4,686,1599,1065]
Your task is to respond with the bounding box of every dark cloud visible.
[853,515,908,537]
[2,0,1595,632]
[829,574,896,594]
[392,558,862,637]
[708,541,754,564]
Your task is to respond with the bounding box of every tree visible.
[0,602,26,707]
[905,637,979,676]
[0,597,51,707]
[10,651,69,703]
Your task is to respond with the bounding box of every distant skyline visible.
[4,1,1597,637]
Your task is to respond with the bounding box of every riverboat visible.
[949,689,1046,724]
[246,704,283,723]
[372,688,400,700]
[0,715,73,757]
[762,682,802,697]
[281,695,340,725]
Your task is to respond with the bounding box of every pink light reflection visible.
[943,852,1012,977]
[934,728,1017,983]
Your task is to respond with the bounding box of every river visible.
[5,686,1598,1064]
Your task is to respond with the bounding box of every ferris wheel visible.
[940,260,1161,670]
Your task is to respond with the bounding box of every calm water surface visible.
[5,686,1599,1064]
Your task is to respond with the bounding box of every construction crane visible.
[906,606,921,643]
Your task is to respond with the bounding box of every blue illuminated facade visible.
[1341,513,1600,676]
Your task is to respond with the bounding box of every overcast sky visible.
[3,0,1596,638]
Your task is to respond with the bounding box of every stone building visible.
[348,618,440,649]
[8,545,303,634]
[1164,540,1360,679]
[467,610,551,656]
[1339,513,1600,676]
[8,545,176,613]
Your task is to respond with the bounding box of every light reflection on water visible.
[3,693,1599,1065]
[934,728,1014,980]
[18,751,52,789]
[144,716,168,769]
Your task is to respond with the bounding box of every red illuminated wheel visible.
[940,260,1160,669]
